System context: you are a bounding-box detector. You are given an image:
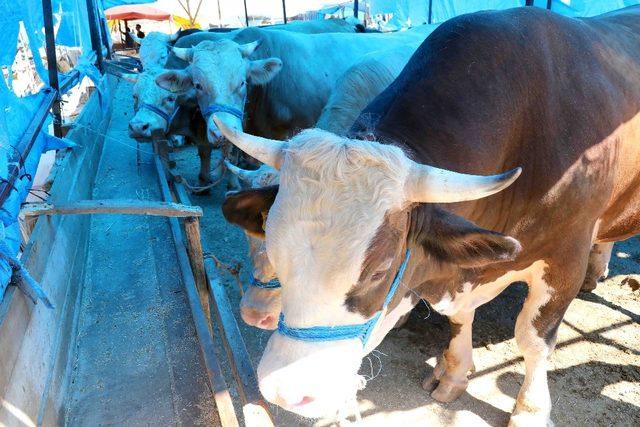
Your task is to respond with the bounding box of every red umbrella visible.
[105,5,171,21]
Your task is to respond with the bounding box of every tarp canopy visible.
[105,5,171,21]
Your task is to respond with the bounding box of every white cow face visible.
[128,71,179,138]
[214,120,522,418]
[138,32,176,69]
[154,40,283,142]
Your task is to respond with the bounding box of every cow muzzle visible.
[257,333,364,418]
[240,286,281,330]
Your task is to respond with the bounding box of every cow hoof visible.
[580,277,598,292]
[430,376,467,403]
[421,373,440,392]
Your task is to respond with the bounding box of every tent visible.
[105,5,171,21]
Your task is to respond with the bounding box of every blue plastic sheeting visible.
[0,0,100,303]
[369,0,640,24]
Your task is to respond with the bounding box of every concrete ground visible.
[64,81,216,425]
[175,145,639,427]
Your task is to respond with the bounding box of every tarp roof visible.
[105,5,171,21]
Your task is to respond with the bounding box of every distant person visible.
[135,24,145,39]
[124,25,134,48]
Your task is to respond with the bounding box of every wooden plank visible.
[184,217,211,334]
[21,199,203,218]
[205,259,275,427]
[152,149,239,427]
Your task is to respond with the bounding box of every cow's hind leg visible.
[509,251,589,427]
[581,242,613,292]
[423,310,475,402]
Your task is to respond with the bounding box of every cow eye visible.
[194,82,203,91]
[371,271,387,282]
[166,95,175,102]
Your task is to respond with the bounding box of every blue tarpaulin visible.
[0,0,107,303]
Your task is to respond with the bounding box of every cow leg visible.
[509,251,589,426]
[422,310,475,402]
[581,242,613,292]
[197,143,213,185]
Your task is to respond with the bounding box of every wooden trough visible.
[0,72,273,426]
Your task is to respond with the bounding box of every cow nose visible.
[275,394,316,408]
[240,306,278,330]
[128,121,150,137]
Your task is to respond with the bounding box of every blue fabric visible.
[249,277,281,289]
[277,250,411,346]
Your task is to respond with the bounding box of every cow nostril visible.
[296,396,315,407]
[258,314,277,329]
[141,123,150,131]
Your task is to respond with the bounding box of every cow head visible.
[223,183,281,330]
[128,70,192,139]
[154,39,283,141]
[215,117,522,417]
[136,31,179,69]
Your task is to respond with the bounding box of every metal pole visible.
[282,0,287,24]
[354,0,358,18]
[42,0,62,137]
[547,0,552,9]
[99,18,112,60]
[243,0,249,27]
[85,0,104,71]
[428,0,433,24]
[525,0,534,6]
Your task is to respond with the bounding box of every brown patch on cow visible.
[344,211,410,318]
[449,321,463,340]
[222,185,279,238]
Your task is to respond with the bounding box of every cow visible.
[128,21,364,187]
[131,31,180,70]
[154,25,435,143]
[229,44,421,329]
[215,6,640,425]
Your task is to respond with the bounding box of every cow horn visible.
[405,162,521,203]
[172,47,193,62]
[223,160,254,183]
[120,73,139,84]
[238,40,260,58]
[169,30,180,42]
[212,116,285,169]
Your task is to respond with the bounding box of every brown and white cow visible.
[216,6,640,425]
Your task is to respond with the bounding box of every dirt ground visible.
[174,146,640,427]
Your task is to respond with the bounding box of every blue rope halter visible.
[202,103,244,121]
[140,103,179,132]
[277,249,411,346]
[249,276,281,289]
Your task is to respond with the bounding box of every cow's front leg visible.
[581,242,613,292]
[510,254,588,427]
[423,310,475,402]
[197,143,213,186]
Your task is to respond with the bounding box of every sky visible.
[152,0,345,28]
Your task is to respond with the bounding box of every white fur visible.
[138,32,173,69]
[128,70,176,137]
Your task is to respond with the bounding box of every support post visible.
[525,0,534,5]
[184,216,211,333]
[42,0,62,137]
[85,0,104,71]
[243,0,249,27]
[547,0,552,9]
[354,0,359,18]
[282,0,287,24]
[428,0,433,24]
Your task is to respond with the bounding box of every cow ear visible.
[248,58,282,85]
[417,206,521,269]
[222,185,279,239]
[155,70,193,93]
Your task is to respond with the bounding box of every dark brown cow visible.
[218,6,640,424]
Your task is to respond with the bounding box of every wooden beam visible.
[184,216,210,334]
[42,0,62,137]
[205,259,275,427]
[152,148,238,427]
[21,199,203,218]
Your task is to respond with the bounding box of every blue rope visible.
[277,249,411,346]
[140,103,179,132]
[249,276,281,289]
[202,103,244,121]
